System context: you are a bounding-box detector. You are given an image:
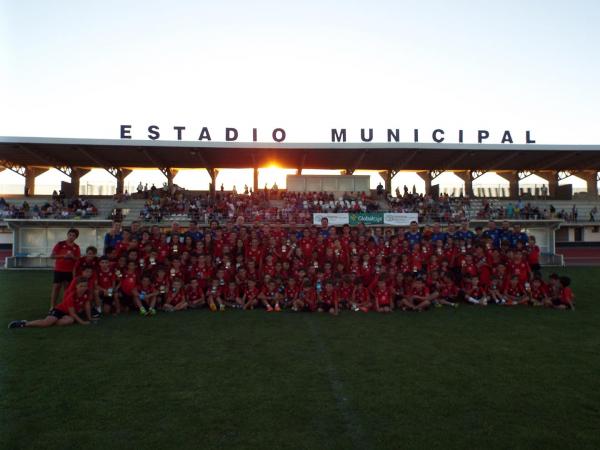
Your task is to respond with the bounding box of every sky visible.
[1,0,599,194]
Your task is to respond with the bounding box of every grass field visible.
[2,268,600,450]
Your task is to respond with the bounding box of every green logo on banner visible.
[349,212,384,225]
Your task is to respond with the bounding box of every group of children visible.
[8,219,575,329]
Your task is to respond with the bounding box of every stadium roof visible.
[1,136,599,172]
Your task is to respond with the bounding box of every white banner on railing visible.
[312,213,349,225]
[383,213,419,226]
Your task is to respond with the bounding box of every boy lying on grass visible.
[9,277,92,329]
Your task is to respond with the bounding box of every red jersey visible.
[245,247,263,264]
[285,285,300,301]
[168,267,185,281]
[137,284,156,299]
[244,286,260,301]
[530,284,548,301]
[52,240,81,272]
[338,285,353,302]
[374,287,392,306]
[261,286,279,301]
[527,245,541,265]
[299,289,317,310]
[186,285,204,302]
[73,257,98,276]
[55,286,90,314]
[166,288,186,305]
[319,289,338,306]
[353,286,370,303]
[96,269,116,290]
[467,285,485,298]
[440,281,458,298]
[505,284,525,298]
[560,287,574,305]
[510,261,531,283]
[224,285,239,300]
[67,274,96,293]
[207,285,223,298]
[154,277,170,295]
[410,285,430,298]
[120,271,138,295]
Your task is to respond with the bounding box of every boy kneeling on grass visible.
[163,278,188,312]
[133,274,158,316]
[9,277,92,329]
[549,276,575,310]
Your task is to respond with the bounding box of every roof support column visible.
[378,170,392,194]
[457,171,474,198]
[24,166,48,196]
[70,168,90,196]
[207,168,218,199]
[498,171,520,199]
[253,167,259,193]
[161,168,179,192]
[580,170,598,198]
[107,168,132,195]
[416,171,432,196]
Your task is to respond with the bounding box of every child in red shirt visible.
[553,276,575,310]
[10,277,91,328]
[96,256,117,315]
[317,280,338,315]
[164,278,188,312]
[134,274,159,316]
[466,275,488,306]
[186,278,206,309]
[372,278,393,313]
[293,281,317,312]
[242,279,260,310]
[223,281,242,309]
[206,279,225,311]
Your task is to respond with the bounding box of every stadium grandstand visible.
[1,136,600,267]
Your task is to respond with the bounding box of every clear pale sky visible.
[1,0,599,194]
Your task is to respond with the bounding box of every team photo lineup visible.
[9,216,575,329]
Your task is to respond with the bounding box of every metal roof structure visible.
[1,136,599,171]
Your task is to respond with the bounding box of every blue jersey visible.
[454,230,475,241]
[498,229,513,245]
[405,231,422,246]
[509,232,529,247]
[483,229,501,247]
[185,230,204,243]
[104,232,122,252]
[430,232,448,243]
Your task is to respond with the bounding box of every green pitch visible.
[2,269,600,450]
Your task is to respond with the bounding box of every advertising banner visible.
[312,213,349,226]
[349,212,384,225]
[382,213,419,226]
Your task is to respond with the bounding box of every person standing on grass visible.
[104,221,123,254]
[50,228,81,308]
[9,277,92,329]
